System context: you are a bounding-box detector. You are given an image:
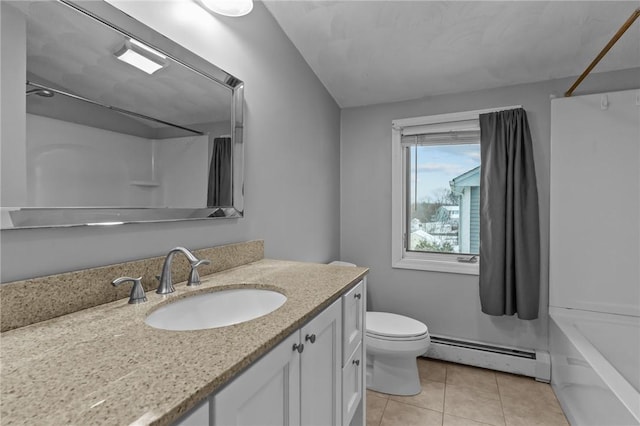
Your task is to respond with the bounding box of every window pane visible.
[407,142,480,255]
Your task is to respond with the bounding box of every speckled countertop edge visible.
[0,259,368,426]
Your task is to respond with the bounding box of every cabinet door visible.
[212,332,300,426]
[342,342,363,426]
[342,280,364,364]
[300,298,342,426]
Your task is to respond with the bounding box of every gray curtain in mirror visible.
[479,108,540,320]
[207,137,232,207]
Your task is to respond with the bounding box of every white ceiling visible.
[263,1,640,108]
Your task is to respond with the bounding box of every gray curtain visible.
[479,108,540,320]
[207,137,232,207]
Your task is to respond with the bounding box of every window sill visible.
[392,257,479,275]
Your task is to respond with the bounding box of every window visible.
[391,106,518,274]
[406,139,480,255]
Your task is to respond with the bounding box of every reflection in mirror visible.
[0,0,244,229]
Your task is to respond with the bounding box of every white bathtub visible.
[550,307,640,425]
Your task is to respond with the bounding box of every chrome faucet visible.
[157,247,211,294]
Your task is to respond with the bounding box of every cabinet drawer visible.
[342,341,363,426]
[342,280,364,364]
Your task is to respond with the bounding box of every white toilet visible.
[328,261,431,396]
[366,311,430,396]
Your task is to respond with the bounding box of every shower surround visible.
[549,89,640,425]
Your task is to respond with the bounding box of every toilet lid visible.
[366,312,428,339]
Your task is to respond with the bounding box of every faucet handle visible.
[187,259,211,287]
[191,259,211,268]
[112,277,147,304]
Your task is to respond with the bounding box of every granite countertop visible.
[0,259,368,426]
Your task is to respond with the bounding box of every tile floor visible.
[367,357,569,426]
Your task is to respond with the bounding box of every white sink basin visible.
[145,288,287,331]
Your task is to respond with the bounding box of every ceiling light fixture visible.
[115,38,167,75]
[198,0,253,17]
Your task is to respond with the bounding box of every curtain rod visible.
[565,8,640,97]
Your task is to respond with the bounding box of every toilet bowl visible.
[366,312,430,396]
[328,261,431,396]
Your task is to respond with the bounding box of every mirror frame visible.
[3,0,244,230]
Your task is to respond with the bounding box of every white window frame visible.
[391,106,521,275]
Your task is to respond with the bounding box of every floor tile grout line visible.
[491,371,508,426]
[443,364,448,426]
[387,397,439,413]
[444,364,507,426]
[443,411,503,426]
[496,375,508,426]
[443,363,450,423]
[377,394,389,426]
[387,398,444,413]
[383,398,446,426]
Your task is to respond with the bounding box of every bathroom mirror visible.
[0,0,244,229]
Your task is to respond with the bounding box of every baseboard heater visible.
[425,334,551,382]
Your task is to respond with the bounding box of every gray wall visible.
[340,68,640,351]
[1,3,27,208]
[0,1,341,282]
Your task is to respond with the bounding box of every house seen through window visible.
[406,142,480,256]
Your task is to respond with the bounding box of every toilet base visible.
[366,353,421,396]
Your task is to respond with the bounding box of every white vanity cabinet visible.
[212,298,342,426]
[300,298,343,426]
[174,278,366,426]
[342,342,363,425]
[342,280,364,362]
[212,331,302,425]
[341,280,365,426]
[174,398,211,426]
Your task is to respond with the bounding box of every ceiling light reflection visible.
[198,0,253,17]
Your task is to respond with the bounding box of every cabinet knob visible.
[354,293,362,299]
[305,334,316,344]
[352,359,360,366]
[293,343,304,353]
